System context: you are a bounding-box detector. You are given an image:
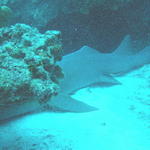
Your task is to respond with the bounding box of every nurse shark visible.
[49,35,150,111]
[1,35,150,121]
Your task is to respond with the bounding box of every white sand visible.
[0,65,150,150]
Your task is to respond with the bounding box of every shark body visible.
[1,35,150,121]
[48,35,150,112]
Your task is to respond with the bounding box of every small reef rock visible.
[0,23,63,106]
[0,5,12,27]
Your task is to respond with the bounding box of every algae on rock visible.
[0,23,63,105]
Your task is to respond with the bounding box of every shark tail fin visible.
[114,35,133,55]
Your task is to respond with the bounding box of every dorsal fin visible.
[114,35,133,55]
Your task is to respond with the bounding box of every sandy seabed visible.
[0,64,150,150]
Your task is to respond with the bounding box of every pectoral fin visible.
[48,93,98,113]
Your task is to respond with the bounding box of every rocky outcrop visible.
[0,23,63,105]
